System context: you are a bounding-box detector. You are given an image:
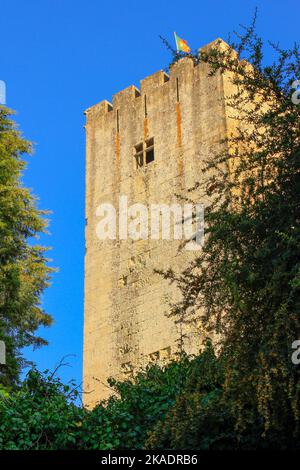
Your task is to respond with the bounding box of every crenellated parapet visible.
[84,38,236,127]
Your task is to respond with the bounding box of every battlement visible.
[200,37,233,55]
[140,70,169,94]
[84,38,232,121]
[84,99,113,119]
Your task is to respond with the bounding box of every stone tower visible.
[83,39,234,407]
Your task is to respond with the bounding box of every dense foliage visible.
[0,106,53,387]
[160,15,300,444]
[1,342,296,450]
[0,348,218,450]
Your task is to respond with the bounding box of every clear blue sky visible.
[0,0,298,389]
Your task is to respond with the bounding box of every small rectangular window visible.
[134,142,144,168]
[145,138,154,164]
[146,148,154,164]
[134,138,155,168]
[135,143,143,153]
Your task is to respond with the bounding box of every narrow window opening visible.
[176,77,180,102]
[116,109,120,133]
[144,95,147,117]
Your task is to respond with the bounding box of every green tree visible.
[0,106,53,387]
[160,16,300,444]
[0,367,84,450]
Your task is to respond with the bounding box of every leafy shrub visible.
[0,369,85,449]
[81,354,193,449]
[0,352,199,449]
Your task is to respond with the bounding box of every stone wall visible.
[83,39,232,407]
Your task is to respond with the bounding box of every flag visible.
[174,32,191,53]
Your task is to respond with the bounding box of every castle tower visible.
[83,39,234,407]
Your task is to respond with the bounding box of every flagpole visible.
[174,32,178,52]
